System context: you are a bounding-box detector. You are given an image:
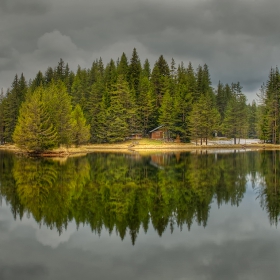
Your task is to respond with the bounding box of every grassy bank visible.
[1,139,280,157]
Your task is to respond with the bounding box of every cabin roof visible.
[149,125,165,133]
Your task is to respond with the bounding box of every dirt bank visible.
[1,140,280,157]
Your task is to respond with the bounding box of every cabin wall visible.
[151,130,164,139]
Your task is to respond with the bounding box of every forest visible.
[0,48,279,150]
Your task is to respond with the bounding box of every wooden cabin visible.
[149,125,169,140]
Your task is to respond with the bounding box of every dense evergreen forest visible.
[0,48,279,150]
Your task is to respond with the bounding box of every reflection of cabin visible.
[150,154,169,169]
[150,153,181,169]
[149,125,170,140]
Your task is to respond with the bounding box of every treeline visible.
[0,48,279,148]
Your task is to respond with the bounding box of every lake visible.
[0,150,280,280]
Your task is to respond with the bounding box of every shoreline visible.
[1,141,280,157]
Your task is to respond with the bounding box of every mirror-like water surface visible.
[0,150,280,280]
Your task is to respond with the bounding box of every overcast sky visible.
[1,0,279,102]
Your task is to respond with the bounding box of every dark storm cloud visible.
[0,0,279,101]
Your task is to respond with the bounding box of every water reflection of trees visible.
[254,151,280,226]
[0,151,280,244]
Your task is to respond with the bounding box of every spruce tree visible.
[248,100,258,138]
[104,59,118,93]
[142,59,151,79]
[117,52,129,82]
[30,71,45,91]
[158,87,174,139]
[71,105,90,146]
[138,76,157,136]
[3,74,28,142]
[151,55,170,104]
[128,48,142,97]
[88,77,106,142]
[172,83,192,142]
[44,82,74,146]
[222,87,248,144]
[189,93,220,145]
[0,89,5,144]
[106,76,132,142]
[71,66,90,111]
[13,87,58,151]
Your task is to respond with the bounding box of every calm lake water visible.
[0,150,280,280]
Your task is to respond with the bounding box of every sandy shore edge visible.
[1,142,280,157]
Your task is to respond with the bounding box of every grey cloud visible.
[0,0,279,101]
[0,0,51,15]
[0,264,49,280]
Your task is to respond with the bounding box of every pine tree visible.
[104,59,118,94]
[31,71,45,91]
[216,82,233,123]
[151,55,171,107]
[185,62,197,101]
[87,77,106,142]
[106,76,132,142]
[189,93,220,145]
[71,66,91,121]
[0,89,5,144]
[54,58,66,82]
[195,65,204,102]
[13,87,58,151]
[117,52,129,82]
[44,67,54,85]
[248,100,258,138]
[128,48,142,97]
[189,102,202,145]
[142,59,151,79]
[222,87,248,144]
[158,87,174,139]
[138,76,157,136]
[95,96,109,143]
[3,74,28,142]
[172,82,192,142]
[44,82,74,146]
[71,105,90,146]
